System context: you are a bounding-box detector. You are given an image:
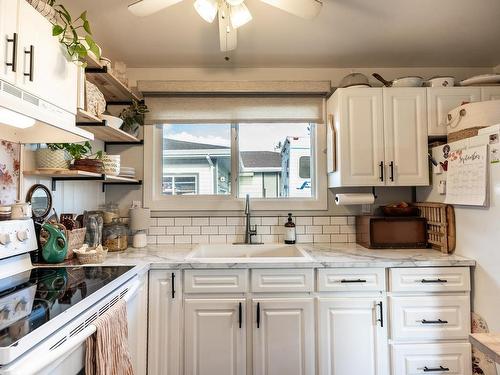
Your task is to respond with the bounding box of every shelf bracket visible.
[104,139,143,152]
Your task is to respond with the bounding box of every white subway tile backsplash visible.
[175,217,192,226]
[166,226,183,235]
[202,226,218,235]
[313,216,330,225]
[184,226,201,235]
[192,217,210,226]
[261,217,279,226]
[157,218,175,226]
[210,217,226,226]
[147,215,354,245]
[296,216,313,226]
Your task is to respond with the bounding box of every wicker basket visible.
[65,228,86,259]
[35,149,71,170]
[448,126,486,143]
[75,247,108,264]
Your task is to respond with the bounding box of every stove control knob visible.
[16,230,28,242]
[0,233,11,245]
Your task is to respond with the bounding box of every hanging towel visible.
[85,299,134,375]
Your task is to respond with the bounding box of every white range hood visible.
[0,79,93,143]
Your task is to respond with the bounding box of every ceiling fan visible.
[128,0,323,52]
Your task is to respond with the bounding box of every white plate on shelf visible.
[460,74,500,86]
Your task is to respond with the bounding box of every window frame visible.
[143,122,327,211]
[162,174,199,195]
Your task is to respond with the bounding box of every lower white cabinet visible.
[127,272,149,375]
[318,298,388,375]
[252,298,315,375]
[184,298,246,375]
[148,270,182,375]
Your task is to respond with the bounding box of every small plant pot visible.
[121,121,140,138]
[73,159,104,174]
[35,149,71,170]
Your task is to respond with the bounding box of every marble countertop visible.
[92,243,475,269]
[470,333,500,364]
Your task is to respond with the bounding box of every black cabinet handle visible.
[423,366,449,372]
[24,45,34,82]
[376,301,384,327]
[379,161,384,181]
[421,278,448,283]
[171,272,175,299]
[6,33,17,72]
[421,319,448,324]
[340,279,367,283]
[256,302,260,328]
[238,302,242,329]
[389,161,394,182]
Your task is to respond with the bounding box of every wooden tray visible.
[414,202,456,254]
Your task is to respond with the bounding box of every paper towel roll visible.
[335,193,375,205]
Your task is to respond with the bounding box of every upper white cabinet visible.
[481,86,500,101]
[17,0,77,114]
[148,271,181,375]
[0,0,19,84]
[252,298,315,375]
[184,298,246,375]
[328,88,429,187]
[427,87,481,136]
[318,298,388,375]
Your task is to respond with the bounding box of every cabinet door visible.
[318,298,388,375]
[184,298,246,375]
[252,298,315,375]
[336,88,385,186]
[427,87,481,136]
[17,1,77,113]
[0,0,20,84]
[383,88,429,186]
[148,271,182,375]
[481,86,500,101]
[127,273,148,375]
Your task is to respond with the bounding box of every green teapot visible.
[42,223,68,263]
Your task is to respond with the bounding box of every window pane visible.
[238,123,313,198]
[162,124,231,195]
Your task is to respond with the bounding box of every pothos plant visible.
[47,1,100,65]
[47,142,104,161]
[119,100,149,134]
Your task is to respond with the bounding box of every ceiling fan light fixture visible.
[194,0,218,23]
[230,3,252,28]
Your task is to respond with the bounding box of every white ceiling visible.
[68,0,500,68]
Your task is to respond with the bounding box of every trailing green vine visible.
[48,1,101,65]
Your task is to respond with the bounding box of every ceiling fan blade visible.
[218,4,237,52]
[260,0,322,19]
[128,0,184,17]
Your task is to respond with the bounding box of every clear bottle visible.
[284,213,296,244]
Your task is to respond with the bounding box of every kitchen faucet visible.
[244,194,258,244]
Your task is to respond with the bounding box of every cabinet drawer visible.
[317,268,386,292]
[390,295,470,341]
[251,269,314,292]
[184,269,248,293]
[392,343,472,375]
[390,267,470,292]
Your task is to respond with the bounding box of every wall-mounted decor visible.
[0,140,20,205]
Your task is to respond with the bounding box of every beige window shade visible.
[145,96,325,124]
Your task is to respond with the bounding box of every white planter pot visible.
[35,149,71,170]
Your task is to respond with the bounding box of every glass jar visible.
[100,203,120,225]
[102,218,128,251]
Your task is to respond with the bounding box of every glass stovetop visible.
[0,266,133,347]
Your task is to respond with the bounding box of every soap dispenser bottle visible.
[284,213,296,244]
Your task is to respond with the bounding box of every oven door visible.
[0,276,145,375]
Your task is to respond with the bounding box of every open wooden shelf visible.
[76,109,101,123]
[24,169,101,178]
[76,109,142,143]
[83,54,103,69]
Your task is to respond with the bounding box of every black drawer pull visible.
[171,272,175,299]
[24,45,34,82]
[423,366,449,372]
[379,161,384,181]
[6,33,17,72]
[421,319,448,324]
[238,302,242,329]
[389,161,394,182]
[340,279,367,283]
[421,278,448,283]
[376,301,384,327]
[256,302,260,328]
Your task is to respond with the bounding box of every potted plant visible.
[27,0,101,65]
[119,100,149,137]
[46,142,105,173]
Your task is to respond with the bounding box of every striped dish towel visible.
[85,299,134,375]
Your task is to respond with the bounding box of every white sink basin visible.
[186,244,313,262]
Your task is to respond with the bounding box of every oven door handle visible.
[123,277,141,303]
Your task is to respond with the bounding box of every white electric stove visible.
[0,219,142,375]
